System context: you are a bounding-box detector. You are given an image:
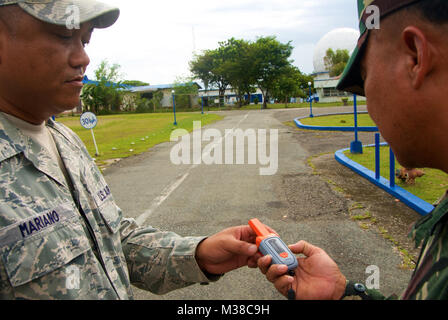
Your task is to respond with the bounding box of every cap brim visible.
[336,31,369,96]
[18,0,119,29]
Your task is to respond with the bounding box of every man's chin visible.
[51,101,81,115]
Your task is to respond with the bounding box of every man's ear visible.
[401,26,433,90]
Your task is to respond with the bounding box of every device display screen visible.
[267,238,285,254]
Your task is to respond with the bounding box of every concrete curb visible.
[294,112,379,132]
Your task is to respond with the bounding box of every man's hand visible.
[258,240,346,300]
[195,225,262,275]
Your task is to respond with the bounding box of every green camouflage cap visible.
[0,0,119,29]
[336,0,423,96]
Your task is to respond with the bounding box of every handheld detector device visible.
[249,218,298,274]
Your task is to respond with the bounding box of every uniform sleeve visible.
[342,281,397,300]
[119,217,219,294]
[365,288,395,300]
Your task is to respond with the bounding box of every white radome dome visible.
[313,28,360,73]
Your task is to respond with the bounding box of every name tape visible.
[0,202,76,247]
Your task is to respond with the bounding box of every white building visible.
[312,28,367,104]
[198,87,265,105]
[130,83,202,108]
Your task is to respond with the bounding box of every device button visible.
[279,252,289,258]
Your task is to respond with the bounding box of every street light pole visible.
[172,90,177,126]
[308,81,314,118]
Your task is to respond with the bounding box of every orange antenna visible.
[248,218,270,237]
[249,218,277,248]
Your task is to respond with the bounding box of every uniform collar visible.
[0,113,80,188]
[46,117,82,152]
[0,112,28,162]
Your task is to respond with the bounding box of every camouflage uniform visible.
[357,194,448,300]
[402,193,448,299]
[338,0,448,300]
[0,113,216,299]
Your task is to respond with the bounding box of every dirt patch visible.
[281,173,348,219]
[311,153,421,268]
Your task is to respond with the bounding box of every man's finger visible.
[247,252,263,268]
[257,255,272,274]
[289,240,322,257]
[274,275,294,297]
[224,237,258,256]
[265,264,288,283]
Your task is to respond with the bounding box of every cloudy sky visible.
[85,0,359,85]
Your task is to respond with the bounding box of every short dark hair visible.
[407,0,448,24]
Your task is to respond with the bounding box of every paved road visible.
[103,107,417,300]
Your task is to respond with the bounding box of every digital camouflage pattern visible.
[0,113,215,299]
[0,0,119,29]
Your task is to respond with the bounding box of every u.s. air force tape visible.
[0,202,77,247]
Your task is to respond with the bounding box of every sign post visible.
[80,112,99,156]
[171,90,177,126]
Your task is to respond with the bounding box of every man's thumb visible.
[289,240,321,257]
[226,238,258,256]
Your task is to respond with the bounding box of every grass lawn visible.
[57,112,223,167]
[299,113,376,127]
[344,146,448,204]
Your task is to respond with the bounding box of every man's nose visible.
[69,41,90,73]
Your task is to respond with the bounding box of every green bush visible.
[135,96,152,113]
[253,97,259,105]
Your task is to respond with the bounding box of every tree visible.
[81,60,124,114]
[251,36,294,109]
[173,77,199,109]
[133,90,164,114]
[292,72,315,100]
[122,80,149,87]
[324,48,350,77]
[271,66,303,106]
[217,38,257,107]
[190,49,229,107]
[190,36,297,109]
[150,90,164,112]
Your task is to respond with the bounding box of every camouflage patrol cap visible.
[336,0,424,96]
[0,0,119,29]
